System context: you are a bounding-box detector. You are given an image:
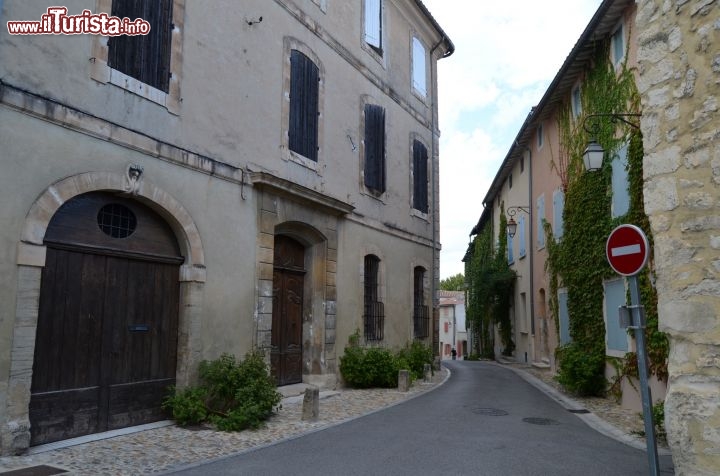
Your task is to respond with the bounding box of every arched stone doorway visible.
[2,171,206,455]
[30,192,183,445]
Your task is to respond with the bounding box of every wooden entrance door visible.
[271,236,305,386]
[30,193,182,446]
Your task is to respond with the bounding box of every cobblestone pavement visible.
[0,363,666,475]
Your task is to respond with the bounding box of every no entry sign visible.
[606,224,649,276]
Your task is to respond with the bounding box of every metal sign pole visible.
[628,274,660,476]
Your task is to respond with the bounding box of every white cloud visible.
[422,0,602,278]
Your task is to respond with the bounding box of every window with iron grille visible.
[289,50,320,161]
[412,140,428,213]
[364,255,384,341]
[413,267,429,338]
[364,104,386,193]
[108,0,173,93]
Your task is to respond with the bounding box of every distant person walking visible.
[451,348,457,360]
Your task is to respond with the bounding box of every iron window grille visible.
[413,267,429,338]
[364,255,384,341]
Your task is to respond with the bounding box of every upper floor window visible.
[108,0,173,93]
[611,22,625,66]
[364,104,386,193]
[413,267,429,339]
[412,139,429,213]
[518,215,526,259]
[537,194,545,249]
[364,0,383,54]
[611,142,630,218]
[537,123,544,149]
[507,231,514,265]
[571,85,582,119]
[364,254,384,341]
[289,50,320,162]
[553,188,565,239]
[509,173,513,189]
[412,37,427,97]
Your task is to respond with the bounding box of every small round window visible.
[97,203,137,238]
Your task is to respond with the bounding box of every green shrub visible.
[556,343,606,396]
[340,346,410,388]
[162,386,208,426]
[163,351,282,431]
[397,341,434,379]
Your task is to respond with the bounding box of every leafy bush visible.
[340,346,410,388]
[396,341,434,379]
[162,386,208,426]
[163,351,282,431]
[556,343,606,396]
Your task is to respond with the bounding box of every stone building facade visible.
[0,0,452,454]
[636,1,720,474]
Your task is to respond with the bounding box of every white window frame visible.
[412,36,427,97]
[611,21,626,67]
[571,84,582,119]
[537,123,544,149]
[364,0,382,52]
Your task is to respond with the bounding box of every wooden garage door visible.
[30,192,182,446]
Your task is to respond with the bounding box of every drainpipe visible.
[429,36,444,354]
[528,147,536,360]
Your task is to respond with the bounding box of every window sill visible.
[362,42,385,67]
[109,69,168,106]
[361,189,386,204]
[287,150,322,174]
[410,208,429,221]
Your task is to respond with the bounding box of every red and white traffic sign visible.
[606,224,649,276]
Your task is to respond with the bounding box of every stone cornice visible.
[249,171,355,216]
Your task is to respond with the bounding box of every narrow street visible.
[167,361,675,476]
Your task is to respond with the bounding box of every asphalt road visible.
[167,361,675,475]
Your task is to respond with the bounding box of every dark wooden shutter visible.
[108,0,173,93]
[289,50,319,161]
[364,104,386,192]
[413,140,428,213]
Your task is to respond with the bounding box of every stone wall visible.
[636,1,720,474]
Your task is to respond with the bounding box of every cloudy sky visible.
[421,0,603,279]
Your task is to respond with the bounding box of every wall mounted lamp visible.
[506,206,530,238]
[581,113,641,172]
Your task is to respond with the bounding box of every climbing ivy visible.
[544,41,667,396]
[465,206,516,358]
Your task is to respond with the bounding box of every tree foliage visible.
[440,273,465,291]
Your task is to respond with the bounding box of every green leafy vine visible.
[544,41,667,396]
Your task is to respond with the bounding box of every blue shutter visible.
[612,143,630,217]
[605,279,628,351]
[518,216,526,258]
[537,195,545,248]
[507,232,514,264]
[553,189,564,239]
[559,290,570,345]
